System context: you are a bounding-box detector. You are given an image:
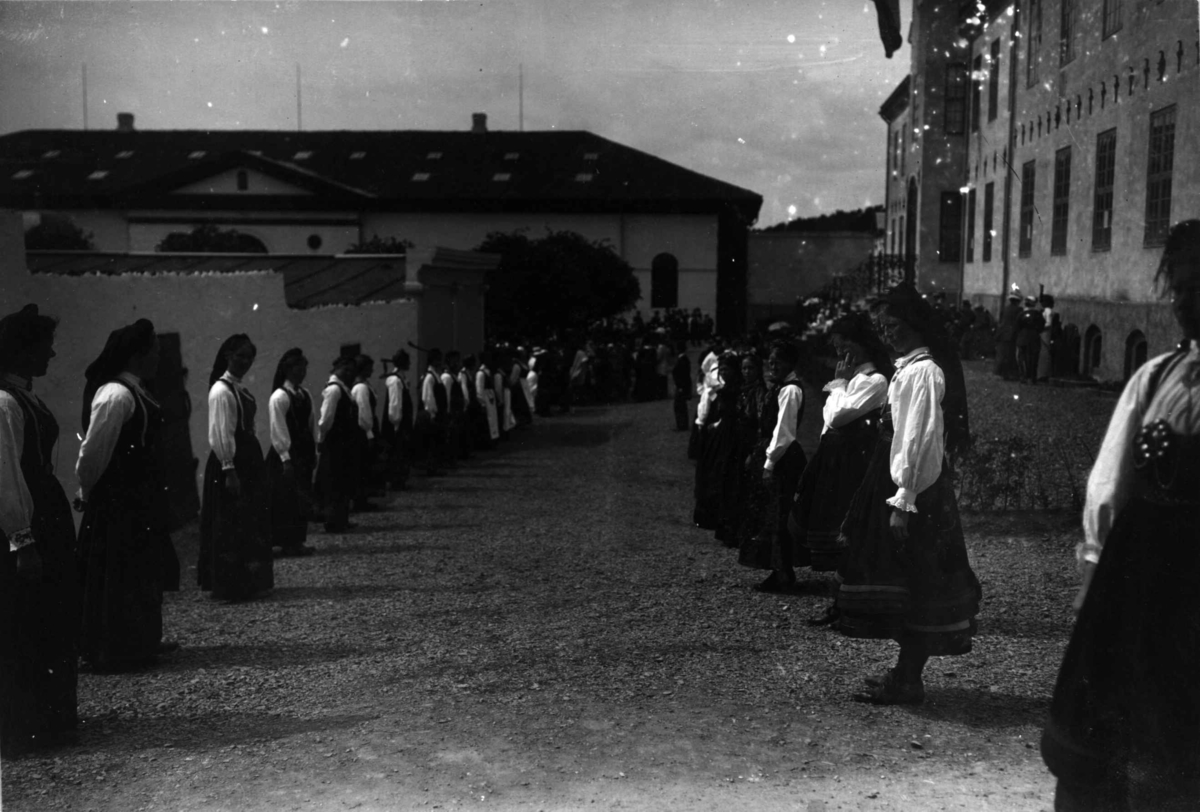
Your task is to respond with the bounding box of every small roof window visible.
[575,173,594,182]
[188,150,207,159]
[350,151,367,160]
[504,152,520,160]
[492,173,512,182]
[293,150,313,160]
[11,169,34,180]
[42,150,61,159]
[426,151,443,160]
[116,150,135,159]
[88,170,109,180]
[583,152,599,160]
[412,172,431,182]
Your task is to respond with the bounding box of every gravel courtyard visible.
[1,376,1086,811]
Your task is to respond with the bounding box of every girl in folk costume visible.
[835,283,980,705]
[694,353,742,542]
[198,334,274,601]
[0,306,78,757]
[494,348,514,437]
[792,315,892,623]
[380,349,414,491]
[351,354,381,510]
[446,351,472,460]
[265,348,317,557]
[315,355,358,533]
[1042,221,1200,811]
[477,351,501,444]
[418,348,449,474]
[76,319,180,671]
[739,340,808,593]
[689,343,722,460]
[461,354,487,451]
[733,352,771,549]
[509,349,534,426]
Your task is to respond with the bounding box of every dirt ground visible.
[1,391,1080,811]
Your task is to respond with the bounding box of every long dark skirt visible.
[315,437,354,529]
[834,437,980,656]
[1041,497,1200,809]
[0,474,78,756]
[738,444,806,571]
[76,480,170,669]
[198,441,274,601]
[692,424,718,529]
[708,421,743,544]
[264,449,310,551]
[790,423,877,571]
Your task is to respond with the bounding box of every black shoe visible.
[853,672,924,705]
[807,604,840,626]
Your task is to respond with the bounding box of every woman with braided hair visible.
[265,348,317,557]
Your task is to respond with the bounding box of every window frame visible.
[988,41,1001,123]
[1027,0,1043,87]
[939,191,964,262]
[971,55,983,133]
[1092,129,1116,251]
[944,63,968,135]
[1102,0,1122,39]
[1051,147,1072,255]
[966,188,977,263]
[1060,0,1077,66]
[1144,105,1177,247]
[1019,160,1036,258]
[983,182,995,262]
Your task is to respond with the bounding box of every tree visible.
[343,235,414,254]
[475,229,640,342]
[24,214,95,250]
[156,224,268,253]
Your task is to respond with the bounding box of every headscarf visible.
[82,318,156,431]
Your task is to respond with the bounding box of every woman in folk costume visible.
[197,334,274,601]
[691,353,733,530]
[733,352,771,549]
[381,349,414,491]
[76,318,180,671]
[264,348,317,557]
[476,352,501,446]
[493,347,515,436]
[0,305,78,757]
[351,354,381,510]
[792,315,891,622]
[708,354,745,545]
[834,283,979,705]
[417,348,448,475]
[738,340,807,593]
[510,349,534,426]
[315,355,358,533]
[1042,221,1200,811]
[689,344,722,460]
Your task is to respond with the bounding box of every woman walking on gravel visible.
[1042,220,1200,811]
[76,319,180,670]
[198,334,274,601]
[835,284,980,704]
[265,348,317,557]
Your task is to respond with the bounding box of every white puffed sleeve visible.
[268,388,293,461]
[822,370,889,434]
[208,381,239,470]
[886,359,945,513]
[386,375,403,427]
[76,382,136,499]
[0,393,35,551]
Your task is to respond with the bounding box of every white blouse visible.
[385,373,407,427]
[351,381,376,438]
[821,363,888,436]
[76,372,157,499]
[885,347,946,513]
[208,372,251,471]
[421,371,439,415]
[695,352,721,427]
[1081,343,1200,565]
[268,382,316,462]
[0,373,37,551]
[317,376,349,442]
[764,373,805,471]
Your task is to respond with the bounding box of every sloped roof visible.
[0,128,762,222]
[24,251,414,309]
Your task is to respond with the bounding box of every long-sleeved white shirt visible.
[0,373,38,551]
[764,373,804,471]
[695,352,720,426]
[317,376,350,443]
[351,380,376,438]
[269,381,316,462]
[385,373,407,427]
[208,372,251,471]
[821,363,888,436]
[476,367,493,401]
[76,372,157,499]
[884,347,945,513]
[1081,343,1200,565]
[457,370,472,404]
[421,370,440,415]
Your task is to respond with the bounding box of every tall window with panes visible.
[1144,105,1176,246]
[1060,0,1077,65]
[1019,161,1036,257]
[966,188,977,263]
[971,55,983,133]
[1102,0,1122,38]
[1027,0,1043,87]
[988,40,1001,122]
[1051,147,1072,255]
[944,64,968,135]
[1092,129,1116,250]
[939,192,963,262]
[983,182,995,262]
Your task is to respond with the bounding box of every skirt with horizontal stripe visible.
[834,433,980,656]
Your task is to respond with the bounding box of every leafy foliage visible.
[156,224,268,253]
[474,229,640,341]
[756,205,884,234]
[343,234,414,254]
[24,215,95,250]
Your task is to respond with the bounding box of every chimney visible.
[471,113,488,133]
[116,112,135,132]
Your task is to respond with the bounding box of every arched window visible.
[650,252,679,309]
[1083,324,1103,377]
[1124,330,1148,381]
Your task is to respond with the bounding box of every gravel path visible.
[1,393,1078,811]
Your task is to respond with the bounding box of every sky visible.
[0,0,912,228]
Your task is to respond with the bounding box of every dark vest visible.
[449,372,467,414]
[278,386,316,465]
[322,381,356,445]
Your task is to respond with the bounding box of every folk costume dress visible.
[198,372,274,600]
[265,381,317,552]
[790,363,887,571]
[315,375,357,531]
[734,377,772,547]
[738,373,807,572]
[76,372,176,669]
[0,374,78,756]
[1042,343,1200,809]
[381,371,413,489]
[351,379,379,506]
[418,368,449,473]
[834,348,981,654]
